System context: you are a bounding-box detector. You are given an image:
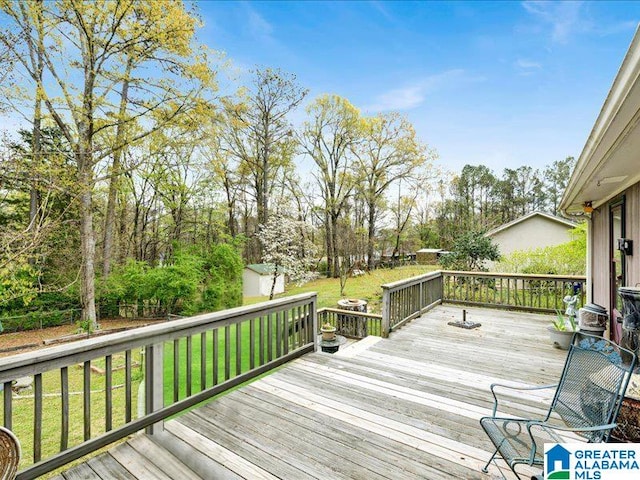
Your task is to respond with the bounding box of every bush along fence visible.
[317,308,383,338]
[0,309,81,334]
[0,301,172,335]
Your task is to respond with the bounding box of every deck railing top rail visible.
[0,292,317,383]
[442,270,586,281]
[381,270,442,292]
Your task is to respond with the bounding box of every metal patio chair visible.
[0,426,20,480]
[480,332,637,480]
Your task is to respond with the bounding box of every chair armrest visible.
[525,420,617,459]
[488,383,558,416]
[527,420,617,435]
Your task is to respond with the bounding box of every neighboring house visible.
[416,248,447,265]
[485,211,576,260]
[560,28,640,343]
[242,264,284,297]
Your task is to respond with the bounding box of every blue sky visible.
[197,1,640,174]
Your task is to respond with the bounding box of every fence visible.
[381,271,443,335]
[0,309,80,333]
[0,293,317,480]
[380,270,586,336]
[317,308,383,338]
[441,271,586,313]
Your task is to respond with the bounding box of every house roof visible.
[485,211,576,237]
[244,263,282,275]
[560,26,640,215]
[416,248,444,253]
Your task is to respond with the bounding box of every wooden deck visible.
[52,305,567,479]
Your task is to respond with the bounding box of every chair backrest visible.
[0,426,20,480]
[550,333,637,442]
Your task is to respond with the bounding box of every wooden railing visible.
[0,293,317,480]
[381,271,443,335]
[379,270,586,335]
[317,308,383,338]
[442,271,586,313]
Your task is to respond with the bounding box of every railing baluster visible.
[250,318,256,370]
[212,328,219,385]
[259,316,265,364]
[83,361,91,441]
[105,355,112,432]
[275,312,282,358]
[186,336,192,397]
[267,314,273,361]
[283,310,289,355]
[236,321,242,375]
[34,374,42,462]
[224,325,231,381]
[3,381,12,430]
[125,350,132,423]
[173,339,180,402]
[61,367,69,451]
[201,332,207,391]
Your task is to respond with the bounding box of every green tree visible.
[439,231,500,271]
[301,94,361,278]
[1,0,216,329]
[354,112,433,270]
[543,157,576,215]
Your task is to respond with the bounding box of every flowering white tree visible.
[256,214,317,300]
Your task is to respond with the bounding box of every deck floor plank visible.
[85,453,134,480]
[56,305,565,480]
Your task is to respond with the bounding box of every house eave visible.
[560,25,640,216]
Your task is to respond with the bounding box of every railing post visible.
[381,286,391,338]
[145,342,164,435]
[312,296,319,352]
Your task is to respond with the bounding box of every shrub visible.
[496,223,586,275]
[190,244,243,314]
[439,231,500,271]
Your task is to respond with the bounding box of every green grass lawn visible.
[244,264,439,312]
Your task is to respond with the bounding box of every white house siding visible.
[488,216,574,259]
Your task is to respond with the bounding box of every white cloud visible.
[522,0,586,43]
[364,69,477,112]
[515,58,542,75]
[242,3,275,44]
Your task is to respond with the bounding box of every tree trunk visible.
[78,161,98,329]
[331,213,340,278]
[366,201,376,270]
[103,59,132,278]
[324,211,333,278]
[28,0,45,265]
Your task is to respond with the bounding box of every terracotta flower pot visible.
[320,325,336,341]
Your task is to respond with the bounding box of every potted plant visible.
[320,322,337,341]
[547,310,577,350]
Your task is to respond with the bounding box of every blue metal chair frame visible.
[480,332,637,479]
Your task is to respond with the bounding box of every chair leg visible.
[482,446,500,473]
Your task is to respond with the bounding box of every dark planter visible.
[612,397,640,442]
